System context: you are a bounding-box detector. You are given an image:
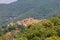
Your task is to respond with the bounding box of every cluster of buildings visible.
[7,18,46,27]
[16,18,42,26]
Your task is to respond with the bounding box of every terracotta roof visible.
[16,18,42,26]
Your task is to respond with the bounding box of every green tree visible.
[50,17,60,26]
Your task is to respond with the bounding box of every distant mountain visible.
[0,0,60,26]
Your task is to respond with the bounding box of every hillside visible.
[0,17,60,40]
[0,0,60,26]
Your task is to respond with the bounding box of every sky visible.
[0,0,17,4]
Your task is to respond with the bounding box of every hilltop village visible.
[8,18,46,26]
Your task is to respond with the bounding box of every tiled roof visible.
[16,18,42,26]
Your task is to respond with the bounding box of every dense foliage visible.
[0,17,60,40]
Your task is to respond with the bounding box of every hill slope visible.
[0,0,60,25]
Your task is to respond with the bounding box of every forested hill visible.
[0,17,60,40]
[0,0,60,26]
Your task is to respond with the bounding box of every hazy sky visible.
[0,0,17,4]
